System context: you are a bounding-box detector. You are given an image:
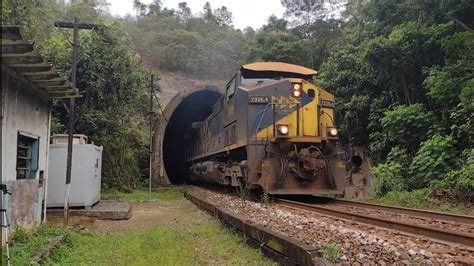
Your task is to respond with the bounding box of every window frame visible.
[16,132,40,180]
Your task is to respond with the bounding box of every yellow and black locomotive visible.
[186,62,352,195]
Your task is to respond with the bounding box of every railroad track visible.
[274,198,474,248]
[333,199,474,225]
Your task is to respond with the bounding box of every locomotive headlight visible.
[293,83,302,91]
[278,125,289,135]
[292,89,301,97]
[328,128,338,137]
[292,83,302,97]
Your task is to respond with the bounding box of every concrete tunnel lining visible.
[161,89,222,184]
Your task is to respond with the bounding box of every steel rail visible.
[274,198,474,248]
[333,199,474,225]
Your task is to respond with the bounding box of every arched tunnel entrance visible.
[162,90,222,184]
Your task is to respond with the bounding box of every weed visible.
[237,184,251,208]
[371,189,474,215]
[260,190,272,208]
[323,244,341,263]
[2,225,74,265]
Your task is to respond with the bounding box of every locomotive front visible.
[186,62,354,196]
[243,63,348,195]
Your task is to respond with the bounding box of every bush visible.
[375,189,433,209]
[408,135,456,189]
[381,104,439,154]
[372,162,407,197]
[431,149,474,201]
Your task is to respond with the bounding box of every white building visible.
[1,26,78,240]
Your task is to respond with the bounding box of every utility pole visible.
[54,17,96,225]
[149,74,154,200]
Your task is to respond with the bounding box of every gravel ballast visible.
[188,186,474,265]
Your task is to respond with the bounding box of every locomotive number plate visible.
[249,96,270,104]
[319,99,336,108]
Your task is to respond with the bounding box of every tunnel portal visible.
[162,90,222,184]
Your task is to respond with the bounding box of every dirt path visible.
[48,199,214,233]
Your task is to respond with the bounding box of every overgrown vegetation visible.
[371,189,474,216]
[314,1,474,203]
[1,226,74,265]
[2,0,156,191]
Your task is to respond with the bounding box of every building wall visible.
[1,70,51,235]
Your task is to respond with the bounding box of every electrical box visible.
[47,135,102,208]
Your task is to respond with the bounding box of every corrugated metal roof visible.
[1,26,79,98]
[242,62,317,76]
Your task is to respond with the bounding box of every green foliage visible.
[243,30,304,64]
[260,190,272,208]
[373,189,473,215]
[6,225,74,265]
[431,149,474,201]
[48,23,153,190]
[408,135,456,189]
[374,189,434,210]
[322,244,341,263]
[380,104,439,154]
[121,2,244,79]
[313,1,472,203]
[372,162,407,197]
[3,1,155,191]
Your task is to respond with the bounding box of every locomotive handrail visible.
[254,102,272,136]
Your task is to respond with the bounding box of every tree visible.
[133,0,147,17]
[47,24,153,190]
[203,2,215,22]
[147,0,162,16]
[262,15,288,32]
[214,6,233,26]
[280,0,327,25]
[177,2,191,20]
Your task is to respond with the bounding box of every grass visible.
[322,244,341,263]
[102,186,184,202]
[3,188,274,265]
[49,224,272,265]
[1,225,74,265]
[4,224,273,265]
[370,189,474,215]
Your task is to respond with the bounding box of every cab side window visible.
[226,78,236,101]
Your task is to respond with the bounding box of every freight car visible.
[185,62,360,195]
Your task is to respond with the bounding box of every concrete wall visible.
[151,74,225,185]
[1,69,51,238]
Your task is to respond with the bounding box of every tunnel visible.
[162,90,222,184]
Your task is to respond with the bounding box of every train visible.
[185,62,361,196]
